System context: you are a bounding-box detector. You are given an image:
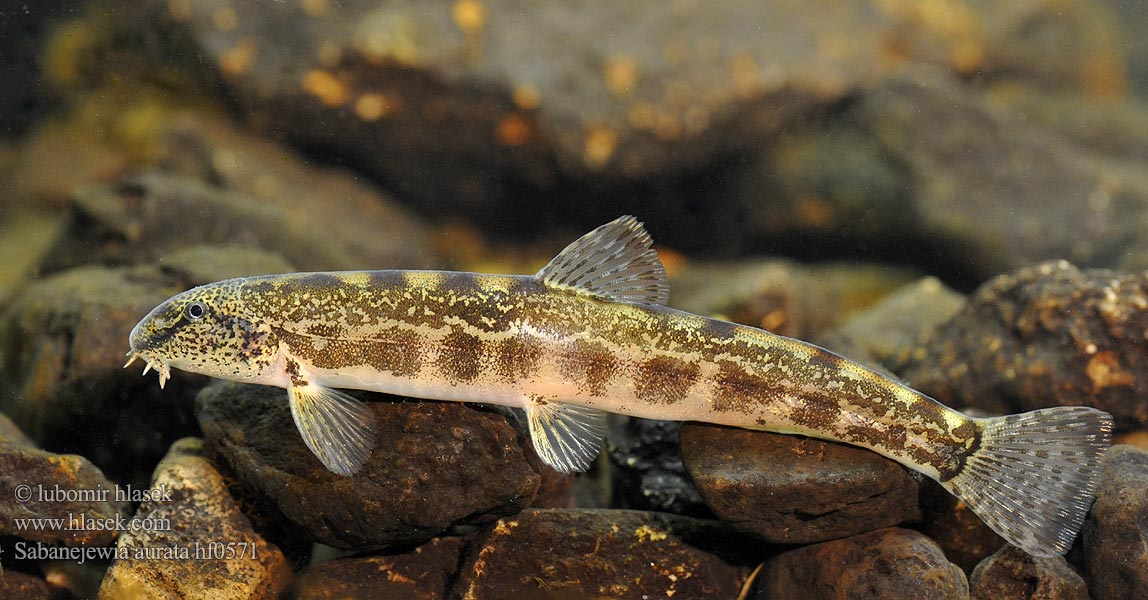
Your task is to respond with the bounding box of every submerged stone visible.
[197,382,542,549]
[98,438,291,600]
[682,424,923,544]
[1083,445,1148,600]
[454,508,754,599]
[756,527,969,600]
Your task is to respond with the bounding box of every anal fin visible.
[287,382,377,476]
[525,400,608,474]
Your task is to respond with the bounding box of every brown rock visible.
[894,261,1148,428]
[98,438,292,600]
[814,276,965,372]
[670,260,917,340]
[455,508,753,599]
[681,425,922,544]
[854,69,1148,277]
[0,212,67,310]
[293,536,466,600]
[756,527,969,600]
[43,169,430,276]
[0,571,66,600]
[0,410,126,547]
[154,0,1126,243]
[1082,445,1148,600]
[969,545,1087,600]
[197,382,542,549]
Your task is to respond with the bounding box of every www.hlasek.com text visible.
[13,512,171,533]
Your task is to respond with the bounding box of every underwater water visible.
[1,1,1147,598]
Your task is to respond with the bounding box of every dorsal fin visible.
[536,215,669,306]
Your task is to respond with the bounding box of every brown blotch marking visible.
[438,328,484,383]
[634,356,699,404]
[698,317,739,341]
[559,339,619,396]
[806,349,844,374]
[505,276,544,297]
[786,389,842,431]
[904,398,951,433]
[292,273,344,292]
[711,360,762,413]
[440,271,482,293]
[949,419,976,441]
[368,270,406,290]
[288,327,426,378]
[244,280,278,296]
[938,422,981,482]
[494,334,544,383]
[371,329,425,377]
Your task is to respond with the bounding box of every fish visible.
[127,215,1113,557]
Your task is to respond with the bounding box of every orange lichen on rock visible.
[302,69,350,107]
[354,93,393,121]
[604,55,639,97]
[220,37,257,76]
[496,114,533,146]
[452,0,487,34]
[583,125,617,167]
[1086,351,1135,390]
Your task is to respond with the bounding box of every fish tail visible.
[946,406,1113,557]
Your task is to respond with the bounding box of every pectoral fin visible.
[287,382,376,476]
[525,400,608,474]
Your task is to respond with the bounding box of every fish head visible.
[127,280,277,388]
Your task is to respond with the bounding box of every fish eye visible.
[186,302,206,321]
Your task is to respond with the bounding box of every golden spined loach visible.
[129,216,1113,558]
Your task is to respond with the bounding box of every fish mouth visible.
[124,351,172,389]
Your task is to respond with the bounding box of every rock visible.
[0,265,205,486]
[42,168,430,276]
[608,417,709,516]
[153,0,1121,241]
[756,527,969,600]
[5,118,128,212]
[293,536,466,600]
[983,84,1148,162]
[151,112,434,270]
[682,425,923,544]
[98,438,292,600]
[0,212,68,310]
[455,508,753,599]
[0,571,66,600]
[894,261,1148,428]
[670,260,917,340]
[917,500,1006,575]
[969,545,1087,600]
[1082,445,1148,600]
[853,69,1148,278]
[196,382,542,549]
[0,411,126,547]
[814,276,965,372]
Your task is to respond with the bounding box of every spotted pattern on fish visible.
[203,269,979,481]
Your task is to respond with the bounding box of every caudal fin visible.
[946,406,1113,557]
